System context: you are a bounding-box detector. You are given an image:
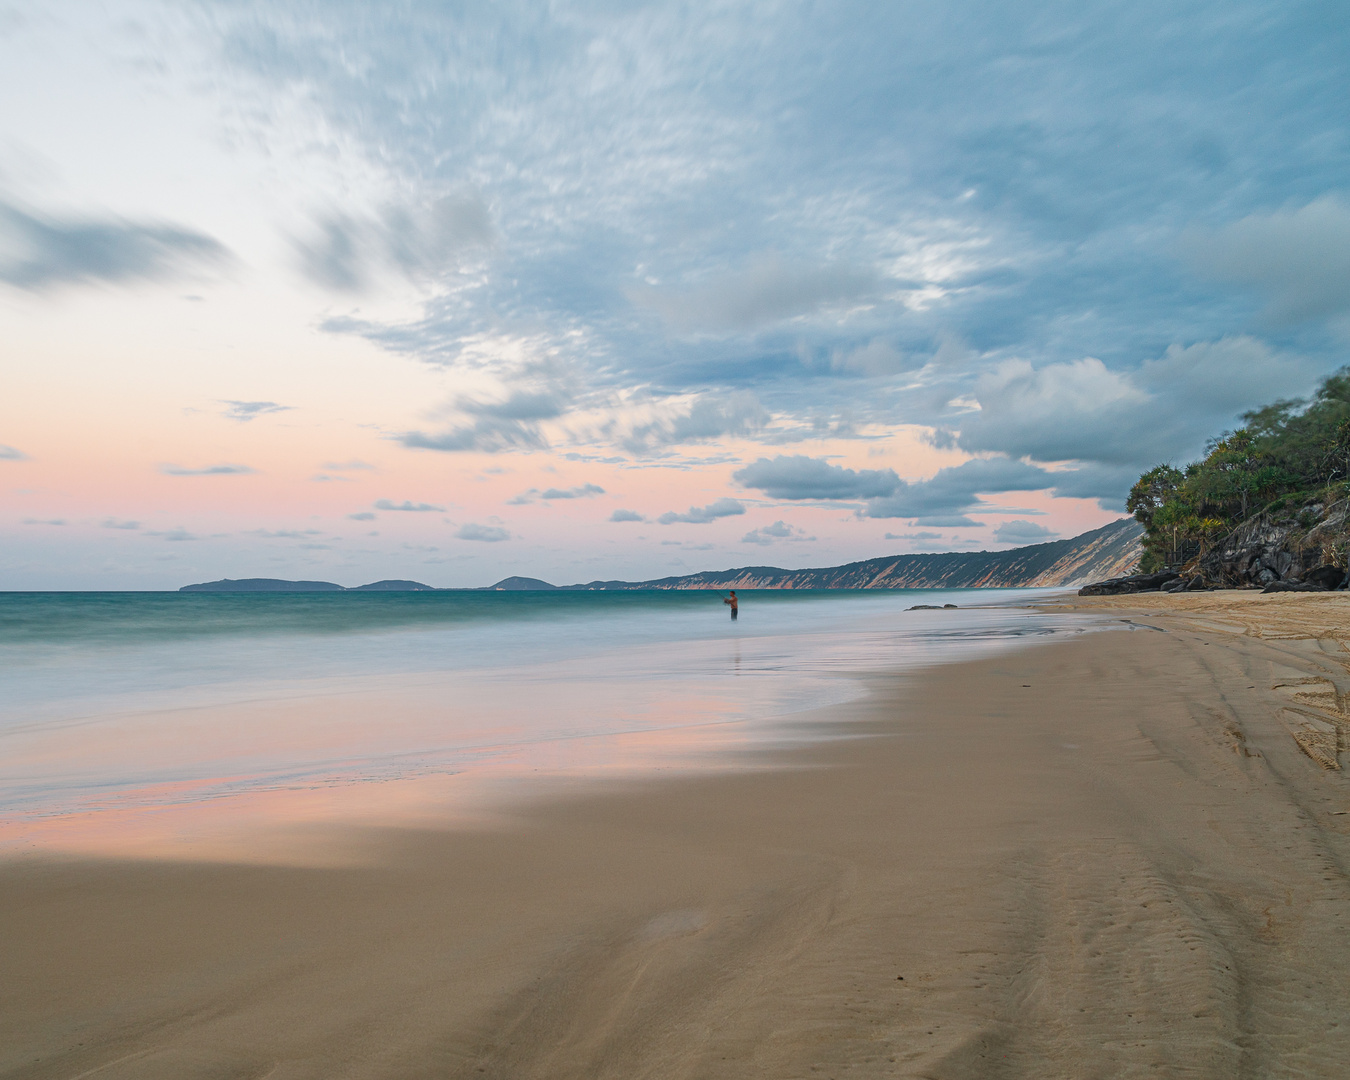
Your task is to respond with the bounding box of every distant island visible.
[180,518,1141,593]
[180,578,437,593]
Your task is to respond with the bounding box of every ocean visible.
[0,587,1102,860]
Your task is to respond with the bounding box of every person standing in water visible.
[724,590,738,620]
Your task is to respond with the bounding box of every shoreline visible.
[4,594,1349,1077]
[0,592,1086,866]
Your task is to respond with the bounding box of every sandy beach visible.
[4,592,1350,1079]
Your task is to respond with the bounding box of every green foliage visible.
[1130,367,1350,569]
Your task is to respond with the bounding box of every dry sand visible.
[4,592,1350,1079]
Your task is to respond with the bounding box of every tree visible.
[1126,465,1183,529]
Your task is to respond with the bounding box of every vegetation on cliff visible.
[1128,369,1350,572]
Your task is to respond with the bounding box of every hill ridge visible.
[556,517,1141,591]
[181,519,1142,593]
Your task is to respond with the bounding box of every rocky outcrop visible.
[1197,498,1350,589]
[1078,571,1180,596]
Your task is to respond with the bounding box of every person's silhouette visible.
[724,590,738,621]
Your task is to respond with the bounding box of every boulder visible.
[1078,571,1180,596]
[1262,581,1328,593]
[1161,574,1207,593]
[1304,565,1346,590]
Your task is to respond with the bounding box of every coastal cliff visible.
[565,517,1141,591]
[1197,497,1350,588]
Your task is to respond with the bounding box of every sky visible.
[1,0,1348,589]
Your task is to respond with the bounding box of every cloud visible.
[610,508,645,522]
[160,463,255,476]
[101,518,140,530]
[22,518,65,526]
[1184,197,1350,322]
[1041,463,1142,505]
[402,416,549,453]
[203,3,1350,479]
[0,443,27,460]
[166,2,1350,510]
[658,498,746,524]
[992,519,1058,544]
[456,523,510,542]
[953,338,1318,471]
[862,457,1053,522]
[401,385,571,454]
[741,519,812,545]
[734,451,1120,519]
[830,340,917,377]
[147,528,197,541]
[461,389,568,422]
[623,392,768,454]
[222,400,292,422]
[513,483,605,504]
[295,194,495,292]
[733,455,900,500]
[0,199,230,290]
[886,531,943,540]
[253,528,322,539]
[632,256,881,334]
[373,499,444,512]
[348,511,377,521]
[541,483,603,500]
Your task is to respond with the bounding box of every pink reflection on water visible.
[0,679,778,866]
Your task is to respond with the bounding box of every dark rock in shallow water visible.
[1078,571,1179,596]
[907,604,959,610]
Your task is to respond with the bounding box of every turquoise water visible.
[0,587,980,645]
[0,588,1096,846]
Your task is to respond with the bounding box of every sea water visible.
[0,588,1099,858]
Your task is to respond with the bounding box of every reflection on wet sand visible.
[0,597,1101,865]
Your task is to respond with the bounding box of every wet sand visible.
[3,593,1350,1078]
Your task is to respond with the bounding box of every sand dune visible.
[3,594,1350,1078]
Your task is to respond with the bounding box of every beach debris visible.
[907,603,959,610]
